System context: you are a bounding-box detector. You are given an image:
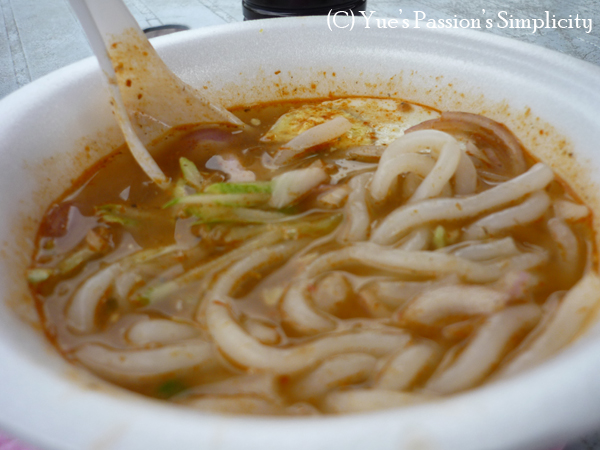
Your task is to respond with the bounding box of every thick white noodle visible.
[426,304,541,394]
[291,353,376,400]
[127,319,200,346]
[281,281,337,335]
[269,167,329,208]
[359,278,454,309]
[160,230,284,306]
[375,341,440,390]
[284,243,546,331]
[207,299,408,373]
[209,240,306,299]
[499,272,600,377]
[337,173,372,242]
[318,185,351,209]
[371,163,554,245]
[369,153,435,202]
[357,287,394,318]
[463,191,551,240]
[402,172,422,199]
[67,264,122,333]
[194,239,307,326]
[181,374,279,402]
[304,243,547,283]
[370,130,462,203]
[493,270,540,300]
[322,389,432,413]
[183,395,281,415]
[75,340,215,378]
[553,200,590,222]
[274,116,353,165]
[398,285,510,327]
[409,139,461,203]
[281,243,547,334]
[205,239,409,372]
[398,227,431,251]
[312,272,353,313]
[447,237,520,261]
[114,271,142,300]
[244,318,281,345]
[67,245,181,332]
[454,151,478,195]
[379,130,457,165]
[547,217,580,274]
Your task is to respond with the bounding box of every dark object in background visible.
[143,24,190,38]
[243,0,367,20]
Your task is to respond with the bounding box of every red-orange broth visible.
[27,98,597,415]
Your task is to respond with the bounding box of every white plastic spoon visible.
[68,0,244,187]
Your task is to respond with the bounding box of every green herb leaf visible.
[156,379,187,399]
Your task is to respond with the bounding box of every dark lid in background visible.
[243,0,366,19]
[246,0,362,9]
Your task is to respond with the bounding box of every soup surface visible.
[27,98,599,415]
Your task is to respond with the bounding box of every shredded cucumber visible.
[180,157,204,190]
[203,181,272,195]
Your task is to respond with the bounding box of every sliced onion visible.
[337,173,372,242]
[405,111,527,176]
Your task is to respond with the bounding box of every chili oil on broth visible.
[27,97,598,415]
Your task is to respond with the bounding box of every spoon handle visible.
[67,0,243,188]
[67,0,170,186]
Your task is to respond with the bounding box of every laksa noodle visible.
[27,98,599,415]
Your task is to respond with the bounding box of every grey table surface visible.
[1,0,599,449]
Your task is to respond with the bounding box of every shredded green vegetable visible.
[57,247,98,274]
[433,225,446,249]
[179,157,204,189]
[203,181,272,195]
[279,214,342,239]
[95,204,139,226]
[163,193,270,209]
[433,225,460,249]
[172,178,189,199]
[27,268,53,284]
[96,204,171,226]
[187,205,287,224]
[28,230,112,284]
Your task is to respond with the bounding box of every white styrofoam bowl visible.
[1,17,600,450]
